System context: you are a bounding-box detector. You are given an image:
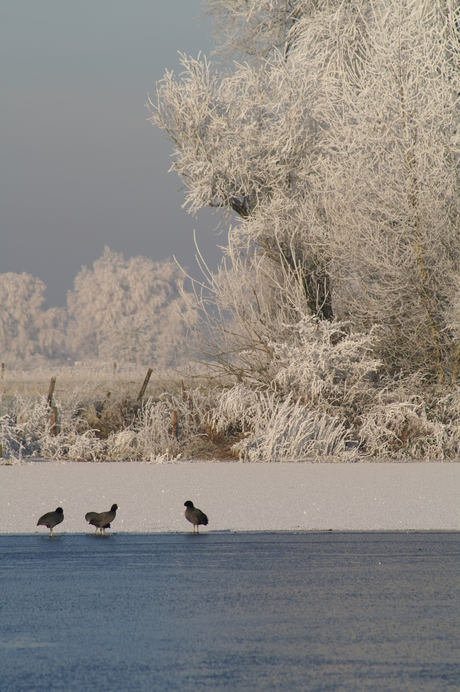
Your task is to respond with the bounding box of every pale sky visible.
[1,1,223,306]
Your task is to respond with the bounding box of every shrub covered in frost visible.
[231,393,348,461]
[271,318,380,415]
[0,384,229,463]
[2,373,460,462]
[358,389,460,460]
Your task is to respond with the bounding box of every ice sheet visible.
[0,460,458,533]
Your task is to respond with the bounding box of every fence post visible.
[180,378,187,401]
[51,406,58,436]
[137,368,153,402]
[47,377,56,408]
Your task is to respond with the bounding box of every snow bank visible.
[1,461,458,534]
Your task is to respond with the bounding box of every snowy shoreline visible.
[1,460,459,534]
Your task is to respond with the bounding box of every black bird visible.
[37,507,64,538]
[184,500,208,533]
[85,504,119,535]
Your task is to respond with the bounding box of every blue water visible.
[0,532,458,691]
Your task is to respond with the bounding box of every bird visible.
[184,500,208,533]
[85,504,119,536]
[37,507,64,538]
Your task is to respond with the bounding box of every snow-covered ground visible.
[1,460,459,534]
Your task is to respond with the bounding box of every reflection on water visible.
[0,532,458,691]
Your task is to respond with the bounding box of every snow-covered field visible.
[0,460,458,534]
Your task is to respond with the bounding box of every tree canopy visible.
[150,0,460,384]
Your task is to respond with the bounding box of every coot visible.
[85,504,119,535]
[37,507,64,538]
[184,500,208,533]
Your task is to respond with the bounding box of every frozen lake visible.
[1,532,459,691]
[2,461,459,532]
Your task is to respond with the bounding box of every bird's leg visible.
[50,528,53,538]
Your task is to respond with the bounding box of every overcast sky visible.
[1,1,224,307]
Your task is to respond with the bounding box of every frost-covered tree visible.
[0,272,66,362]
[150,0,460,383]
[304,0,460,382]
[66,246,194,367]
[203,0,333,60]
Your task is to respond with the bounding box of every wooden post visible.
[47,377,56,408]
[137,368,153,402]
[180,378,187,401]
[172,410,178,438]
[51,407,58,436]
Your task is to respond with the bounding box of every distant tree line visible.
[0,247,193,367]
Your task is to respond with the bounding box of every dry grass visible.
[2,363,460,463]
